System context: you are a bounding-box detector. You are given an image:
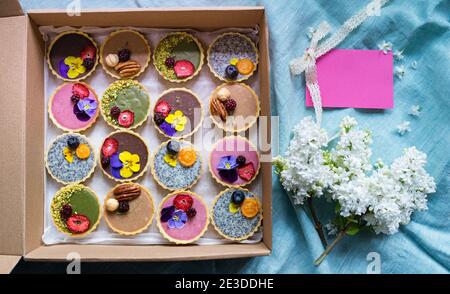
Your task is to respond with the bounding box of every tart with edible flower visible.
[151,140,202,191]
[47,31,98,81]
[157,191,209,244]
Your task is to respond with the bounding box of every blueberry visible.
[236,155,246,166]
[67,136,80,150]
[225,65,238,79]
[231,190,245,205]
[167,140,180,155]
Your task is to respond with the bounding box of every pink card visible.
[306,49,393,109]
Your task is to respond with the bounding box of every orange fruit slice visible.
[178,147,197,167]
[236,59,254,75]
[75,143,91,160]
[241,197,259,219]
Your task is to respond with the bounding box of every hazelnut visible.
[105,198,119,212]
[105,53,119,68]
[216,87,231,101]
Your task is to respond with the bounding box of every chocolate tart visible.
[208,136,260,188]
[153,32,204,83]
[151,140,202,191]
[207,32,259,82]
[103,183,155,236]
[209,82,260,132]
[47,31,99,82]
[157,191,209,244]
[48,82,99,132]
[211,188,262,241]
[100,29,151,79]
[100,80,150,130]
[99,130,149,182]
[50,184,101,238]
[45,133,97,185]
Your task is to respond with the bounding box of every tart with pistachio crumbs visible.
[153,32,204,83]
[45,133,96,185]
[103,183,155,235]
[157,191,209,244]
[207,32,258,82]
[151,140,202,191]
[100,29,151,79]
[47,31,99,81]
[100,79,150,130]
[50,184,101,237]
[211,188,262,241]
[99,130,149,182]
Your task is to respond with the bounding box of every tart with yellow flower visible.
[157,191,209,244]
[151,140,202,191]
[45,133,96,185]
[99,130,149,182]
[153,32,204,83]
[207,32,258,82]
[209,136,260,187]
[101,80,150,130]
[103,183,155,235]
[211,188,262,241]
[48,82,99,132]
[47,31,98,81]
[153,88,203,139]
[50,184,101,237]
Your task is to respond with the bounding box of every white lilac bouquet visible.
[273,116,436,265]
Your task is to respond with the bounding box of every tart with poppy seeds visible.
[45,133,96,185]
[153,32,204,83]
[211,188,262,241]
[99,130,149,182]
[103,183,155,235]
[207,32,258,82]
[151,140,202,191]
[157,191,209,244]
[50,184,101,237]
[209,136,260,187]
[101,80,150,130]
[48,82,99,132]
[100,29,151,79]
[153,88,203,138]
[47,31,99,81]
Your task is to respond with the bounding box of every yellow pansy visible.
[64,56,86,79]
[165,110,187,132]
[63,147,74,163]
[164,154,177,167]
[119,151,140,178]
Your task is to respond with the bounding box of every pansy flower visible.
[164,154,177,167]
[63,56,86,79]
[110,151,141,179]
[217,155,239,182]
[73,98,97,121]
[165,110,187,132]
[160,121,176,137]
[168,209,188,229]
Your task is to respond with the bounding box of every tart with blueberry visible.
[45,133,96,185]
[151,140,202,191]
[48,82,99,132]
[103,183,155,236]
[99,130,149,182]
[100,29,151,79]
[209,136,260,187]
[50,184,101,237]
[207,32,258,82]
[47,31,98,81]
[157,191,209,244]
[101,80,150,130]
[153,88,203,138]
[153,32,204,83]
[211,188,262,241]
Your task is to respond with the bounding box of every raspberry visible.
[224,98,237,113]
[173,194,193,211]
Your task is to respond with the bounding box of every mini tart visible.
[211,188,262,241]
[100,29,151,79]
[48,82,99,132]
[157,191,209,244]
[99,130,149,182]
[45,133,96,185]
[50,184,101,237]
[47,31,99,82]
[153,88,204,139]
[209,82,260,132]
[153,32,204,83]
[207,32,259,82]
[103,183,155,236]
[151,140,202,191]
[209,136,260,188]
[100,80,150,130]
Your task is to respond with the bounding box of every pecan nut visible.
[114,60,141,78]
[113,183,141,201]
[210,98,227,121]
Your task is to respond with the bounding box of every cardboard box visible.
[0,1,272,272]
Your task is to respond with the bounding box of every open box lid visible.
[1,0,23,17]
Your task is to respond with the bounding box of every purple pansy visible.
[58,58,70,78]
[167,209,188,229]
[73,98,97,121]
[160,121,176,137]
[218,169,238,183]
[110,152,123,179]
[160,205,176,222]
[217,155,238,170]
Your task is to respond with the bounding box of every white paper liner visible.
[40,25,263,246]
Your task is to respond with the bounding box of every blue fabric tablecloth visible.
[20,0,450,273]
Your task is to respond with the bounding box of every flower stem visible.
[307,197,327,247]
[314,226,348,266]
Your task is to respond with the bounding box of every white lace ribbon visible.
[290,0,391,125]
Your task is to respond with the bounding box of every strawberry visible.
[72,83,90,99]
[237,162,256,181]
[173,194,193,212]
[118,110,135,128]
[101,138,119,157]
[66,214,90,234]
[80,45,96,61]
[155,100,171,116]
[174,60,195,78]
